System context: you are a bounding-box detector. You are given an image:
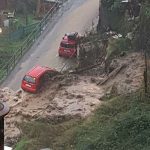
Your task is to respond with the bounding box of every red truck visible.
[21,66,58,93]
[58,32,80,58]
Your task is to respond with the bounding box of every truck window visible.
[60,42,75,48]
[23,75,36,84]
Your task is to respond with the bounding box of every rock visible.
[22,112,31,118]
[91,77,96,83]
[68,101,74,104]
[120,51,126,57]
[15,90,22,98]
[67,94,75,99]
[99,97,102,101]
[125,79,133,84]
[0,94,4,98]
[72,75,79,80]
[13,97,18,102]
[2,99,8,102]
[48,105,56,110]
[109,59,119,71]
[90,103,96,106]
[64,91,68,95]
[76,108,82,111]
[53,75,65,81]
[104,83,118,99]
[57,83,63,88]
[76,95,83,99]
[21,103,28,107]
[16,110,22,115]
[126,73,130,78]
[57,107,63,110]
[60,79,72,86]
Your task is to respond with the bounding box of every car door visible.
[47,70,59,78]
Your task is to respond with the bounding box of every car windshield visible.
[60,42,75,48]
[23,75,36,84]
[68,35,76,40]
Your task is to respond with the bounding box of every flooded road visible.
[1,0,99,91]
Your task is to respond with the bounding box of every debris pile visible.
[0,52,145,145]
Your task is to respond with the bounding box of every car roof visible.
[61,37,76,44]
[61,32,78,44]
[65,32,78,36]
[26,66,51,78]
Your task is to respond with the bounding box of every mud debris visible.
[0,52,145,145]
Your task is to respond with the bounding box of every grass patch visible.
[15,90,150,150]
[0,39,25,67]
[16,14,39,26]
[106,37,132,59]
[0,14,39,78]
[72,92,150,150]
[15,119,82,150]
[15,139,31,150]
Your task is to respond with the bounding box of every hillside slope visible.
[0,52,144,148]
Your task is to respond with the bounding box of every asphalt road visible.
[1,0,99,91]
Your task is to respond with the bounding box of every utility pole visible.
[36,0,41,18]
[0,102,10,150]
[144,50,148,94]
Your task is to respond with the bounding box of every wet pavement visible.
[1,0,99,91]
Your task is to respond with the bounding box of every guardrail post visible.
[144,51,148,94]
[39,22,42,32]
[21,47,23,56]
[6,65,8,76]
[0,117,4,150]
[14,55,15,67]
[0,102,10,150]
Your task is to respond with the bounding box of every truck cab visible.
[58,32,80,58]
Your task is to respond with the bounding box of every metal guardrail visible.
[0,1,60,84]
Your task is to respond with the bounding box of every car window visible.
[40,72,56,83]
[47,71,58,78]
[60,42,75,48]
[68,35,76,40]
[43,73,50,80]
[23,75,36,84]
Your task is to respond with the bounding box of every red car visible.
[21,66,58,93]
[58,32,80,57]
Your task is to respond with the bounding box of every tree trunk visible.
[36,0,41,18]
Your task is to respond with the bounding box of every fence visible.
[9,22,40,41]
[0,1,60,83]
[0,22,40,41]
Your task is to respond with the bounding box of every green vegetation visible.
[101,0,150,52]
[15,119,82,150]
[0,1,38,81]
[73,92,150,150]
[101,0,127,34]
[15,91,150,150]
[14,1,150,149]
[105,37,132,59]
[133,1,150,51]
[15,139,32,150]
[0,0,57,81]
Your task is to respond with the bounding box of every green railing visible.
[0,1,60,84]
